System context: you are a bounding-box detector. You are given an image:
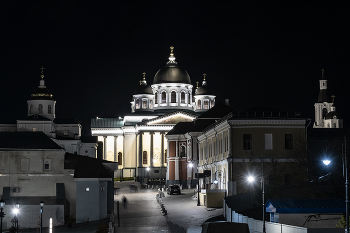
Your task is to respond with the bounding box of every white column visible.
[228,127,232,158]
[138,133,143,167]
[103,136,107,160]
[175,139,179,180]
[150,132,154,167]
[114,136,118,162]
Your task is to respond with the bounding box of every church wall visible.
[168,160,175,180]
[106,136,114,161]
[169,141,176,158]
[142,132,150,166]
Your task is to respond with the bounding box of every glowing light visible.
[213,180,218,184]
[13,208,19,214]
[189,163,193,168]
[323,160,331,165]
[50,218,52,233]
[146,167,150,171]
[247,176,255,183]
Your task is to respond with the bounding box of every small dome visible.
[195,85,215,95]
[31,87,53,100]
[135,83,153,95]
[153,63,191,84]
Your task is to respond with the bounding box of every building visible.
[314,69,343,129]
[91,47,216,181]
[0,67,98,157]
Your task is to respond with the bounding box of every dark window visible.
[322,108,327,119]
[161,92,166,103]
[154,170,159,173]
[285,134,293,150]
[118,152,122,165]
[155,92,158,104]
[181,92,185,103]
[243,134,252,150]
[285,174,291,185]
[171,91,176,103]
[48,105,52,114]
[38,104,43,113]
[180,146,186,157]
[143,151,148,164]
[44,163,50,170]
[188,94,190,104]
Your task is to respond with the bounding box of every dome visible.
[195,85,215,95]
[153,63,191,84]
[135,83,153,95]
[31,87,53,100]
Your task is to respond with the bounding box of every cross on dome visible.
[168,46,176,63]
[40,66,45,79]
[331,95,336,103]
[321,68,324,78]
[203,73,206,80]
[142,72,146,80]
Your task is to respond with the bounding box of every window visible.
[197,100,201,109]
[118,152,122,165]
[143,151,148,164]
[135,99,140,109]
[161,92,166,103]
[43,159,52,171]
[149,100,153,109]
[38,104,43,113]
[243,134,252,150]
[33,128,36,132]
[285,134,293,150]
[188,94,190,104]
[265,134,273,150]
[142,99,147,109]
[285,174,291,185]
[171,91,176,103]
[29,105,33,114]
[48,105,52,114]
[64,130,68,136]
[204,100,209,109]
[180,146,186,157]
[85,187,90,192]
[181,92,185,103]
[155,92,158,104]
[211,100,215,108]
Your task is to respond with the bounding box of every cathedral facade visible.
[91,47,216,182]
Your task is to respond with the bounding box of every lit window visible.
[171,91,176,103]
[211,100,215,108]
[142,99,147,109]
[204,100,209,109]
[180,146,186,157]
[33,128,36,132]
[197,100,201,109]
[149,100,153,109]
[64,130,68,136]
[143,151,148,164]
[135,99,140,109]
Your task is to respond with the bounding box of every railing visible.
[223,199,307,233]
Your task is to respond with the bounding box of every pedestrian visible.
[122,195,127,209]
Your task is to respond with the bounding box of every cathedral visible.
[91,47,216,182]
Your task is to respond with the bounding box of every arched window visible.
[155,92,158,104]
[204,100,209,109]
[149,100,153,109]
[181,92,185,103]
[142,99,147,109]
[29,105,33,114]
[180,146,186,157]
[211,100,215,108]
[118,152,122,165]
[38,104,43,113]
[197,100,201,109]
[161,92,166,103]
[48,105,52,114]
[171,91,176,103]
[135,99,140,109]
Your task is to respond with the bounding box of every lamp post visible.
[247,162,265,233]
[13,203,19,233]
[0,199,5,233]
[40,201,44,233]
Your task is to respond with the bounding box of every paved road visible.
[20,181,223,233]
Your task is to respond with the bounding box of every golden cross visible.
[139,80,142,85]
[142,72,146,80]
[40,66,45,74]
[331,95,336,103]
[203,73,206,80]
[196,81,199,88]
[170,46,174,53]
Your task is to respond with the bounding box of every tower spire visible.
[168,46,176,64]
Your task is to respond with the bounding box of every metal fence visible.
[223,199,307,233]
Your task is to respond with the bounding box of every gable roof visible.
[91,117,124,128]
[0,131,63,150]
[64,153,117,179]
[141,110,197,125]
[166,119,216,135]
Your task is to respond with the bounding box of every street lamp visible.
[247,162,266,233]
[0,199,5,233]
[40,201,44,233]
[13,203,19,233]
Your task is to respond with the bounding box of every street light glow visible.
[146,167,150,171]
[189,163,193,168]
[247,176,255,183]
[13,208,19,215]
[323,160,331,165]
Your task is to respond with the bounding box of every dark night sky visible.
[0,2,349,136]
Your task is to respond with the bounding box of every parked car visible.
[167,185,181,195]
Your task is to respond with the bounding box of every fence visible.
[223,199,307,233]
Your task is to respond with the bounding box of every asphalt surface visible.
[19,181,223,233]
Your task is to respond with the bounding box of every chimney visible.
[225,99,230,106]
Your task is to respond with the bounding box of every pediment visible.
[147,112,195,125]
